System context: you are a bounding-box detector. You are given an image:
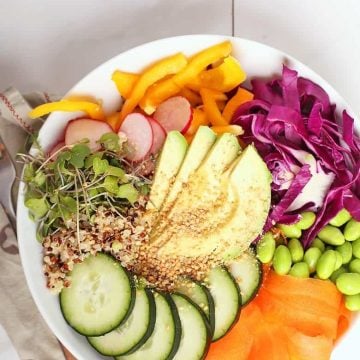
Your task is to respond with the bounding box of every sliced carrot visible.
[336,298,353,342]
[207,269,351,359]
[206,303,261,360]
[106,112,120,131]
[262,272,341,306]
[285,326,334,360]
[179,87,202,107]
[186,108,209,135]
[258,288,338,339]
[223,87,254,123]
[200,88,227,126]
[248,323,290,360]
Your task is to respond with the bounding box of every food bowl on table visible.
[17,35,359,360]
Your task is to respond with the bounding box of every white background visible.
[1,0,359,114]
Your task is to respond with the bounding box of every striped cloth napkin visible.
[0,87,73,360]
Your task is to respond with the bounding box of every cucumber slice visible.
[228,250,262,306]
[117,292,181,360]
[60,253,135,336]
[172,294,211,360]
[206,267,241,341]
[174,278,215,335]
[87,288,156,356]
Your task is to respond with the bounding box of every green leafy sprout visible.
[17,133,152,243]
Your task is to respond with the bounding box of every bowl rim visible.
[17,34,359,360]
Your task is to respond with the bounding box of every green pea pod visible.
[311,238,325,253]
[289,262,310,278]
[316,250,337,280]
[288,238,304,263]
[273,245,292,275]
[329,209,351,227]
[256,232,276,264]
[278,224,302,239]
[336,273,360,295]
[304,247,322,273]
[296,212,316,230]
[349,259,360,274]
[344,219,360,242]
[345,294,360,311]
[317,225,345,246]
[352,238,360,259]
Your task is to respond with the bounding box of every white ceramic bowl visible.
[17,35,359,360]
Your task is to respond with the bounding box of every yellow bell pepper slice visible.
[111,70,139,99]
[137,42,231,115]
[186,108,209,135]
[139,77,181,115]
[199,56,246,92]
[200,88,227,126]
[173,41,232,87]
[179,87,202,107]
[222,87,254,123]
[29,100,105,121]
[119,53,188,124]
[211,125,244,136]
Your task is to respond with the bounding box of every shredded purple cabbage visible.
[233,65,360,247]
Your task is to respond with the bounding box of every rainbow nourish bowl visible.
[20,41,359,359]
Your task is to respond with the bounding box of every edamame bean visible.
[336,273,360,295]
[349,259,360,274]
[344,219,360,241]
[296,212,316,230]
[345,294,360,311]
[334,251,343,271]
[336,242,352,264]
[311,238,325,252]
[289,262,310,278]
[352,238,360,259]
[288,238,304,263]
[316,250,337,280]
[330,266,347,283]
[304,247,322,273]
[256,232,276,264]
[273,245,292,275]
[317,225,345,246]
[329,209,351,227]
[278,224,302,239]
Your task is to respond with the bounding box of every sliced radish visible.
[153,96,193,133]
[48,141,66,158]
[147,117,166,155]
[119,113,153,162]
[65,118,113,151]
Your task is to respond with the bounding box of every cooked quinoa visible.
[43,195,221,293]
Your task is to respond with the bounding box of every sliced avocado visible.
[157,145,272,258]
[151,126,216,236]
[162,126,217,208]
[151,133,241,246]
[146,131,188,214]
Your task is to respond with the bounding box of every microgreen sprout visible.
[17,133,152,243]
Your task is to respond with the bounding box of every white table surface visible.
[0,1,359,359]
[1,0,359,115]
